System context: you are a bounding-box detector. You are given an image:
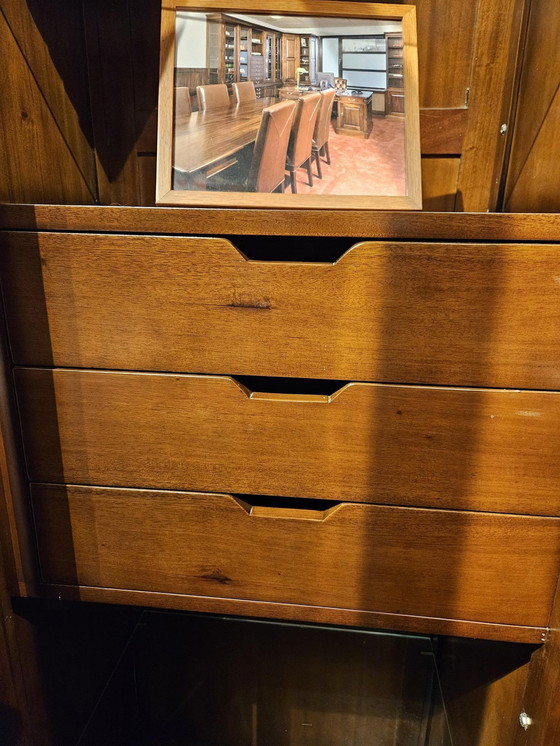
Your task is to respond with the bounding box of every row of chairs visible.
[175,83,336,193]
[175,82,256,117]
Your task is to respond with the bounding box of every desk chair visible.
[196,84,230,112]
[285,92,321,193]
[232,81,257,104]
[208,100,296,192]
[312,88,336,178]
[174,87,192,118]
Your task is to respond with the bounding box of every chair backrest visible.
[232,81,256,105]
[313,88,336,150]
[286,93,321,169]
[335,77,347,91]
[174,87,192,118]
[247,100,297,193]
[196,84,230,112]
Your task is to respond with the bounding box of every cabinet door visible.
[282,34,299,80]
[339,100,364,132]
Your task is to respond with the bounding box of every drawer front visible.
[16,369,560,515]
[32,484,560,628]
[2,232,560,387]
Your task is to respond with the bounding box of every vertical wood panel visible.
[456,0,527,211]
[421,158,460,210]
[83,0,140,205]
[0,0,97,202]
[504,0,560,212]
[0,8,95,204]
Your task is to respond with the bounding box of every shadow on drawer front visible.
[32,484,560,629]
[3,232,560,387]
[16,368,560,515]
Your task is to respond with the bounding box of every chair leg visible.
[306,159,313,187]
[290,169,297,194]
[315,149,323,179]
[324,142,331,165]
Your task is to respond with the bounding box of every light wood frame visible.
[157,1,421,210]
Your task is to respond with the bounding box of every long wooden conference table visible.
[173,97,277,190]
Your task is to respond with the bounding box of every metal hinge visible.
[465,87,470,107]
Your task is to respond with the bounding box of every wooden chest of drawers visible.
[1,223,559,644]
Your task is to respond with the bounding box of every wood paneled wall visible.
[0,0,532,211]
[503,0,560,212]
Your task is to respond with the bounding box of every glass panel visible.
[342,37,386,53]
[342,52,386,70]
[78,610,453,745]
[343,70,387,89]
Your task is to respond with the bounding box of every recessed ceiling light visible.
[270,15,283,19]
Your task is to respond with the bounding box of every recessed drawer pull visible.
[233,497,341,521]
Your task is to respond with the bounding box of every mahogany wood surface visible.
[31,484,560,629]
[15,369,560,515]
[514,576,560,744]
[174,98,276,175]
[2,205,560,239]
[504,0,560,212]
[2,232,560,389]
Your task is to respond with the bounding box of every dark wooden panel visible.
[4,206,560,239]
[421,158,460,210]
[0,0,97,202]
[0,10,95,205]
[83,0,139,205]
[32,484,560,628]
[435,637,534,746]
[420,109,468,154]
[16,369,560,515]
[456,0,528,211]
[3,233,560,389]
[504,0,560,212]
[514,576,560,745]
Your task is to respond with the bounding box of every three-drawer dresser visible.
[0,208,559,647]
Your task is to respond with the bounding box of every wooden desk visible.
[334,91,373,139]
[173,97,276,189]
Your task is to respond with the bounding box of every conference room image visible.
[171,10,407,197]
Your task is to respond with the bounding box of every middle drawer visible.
[15,368,560,515]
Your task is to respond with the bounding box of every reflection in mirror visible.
[157,2,421,210]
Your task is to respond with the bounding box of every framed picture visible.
[156,1,421,210]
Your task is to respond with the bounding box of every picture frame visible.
[156,1,421,210]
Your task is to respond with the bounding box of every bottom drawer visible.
[32,484,560,629]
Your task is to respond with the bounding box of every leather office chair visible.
[285,93,321,193]
[312,88,336,178]
[196,84,230,112]
[232,81,257,104]
[208,100,296,193]
[174,87,192,118]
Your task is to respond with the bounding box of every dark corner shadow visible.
[26,0,161,185]
[0,703,23,746]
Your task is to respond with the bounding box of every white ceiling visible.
[227,13,401,36]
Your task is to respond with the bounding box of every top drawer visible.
[1,232,560,387]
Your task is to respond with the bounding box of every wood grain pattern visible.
[0,9,95,205]
[504,0,560,212]
[3,205,560,239]
[31,484,560,629]
[421,157,460,210]
[456,0,527,211]
[412,0,477,109]
[0,0,97,201]
[15,369,560,515]
[420,109,467,154]
[3,232,560,389]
